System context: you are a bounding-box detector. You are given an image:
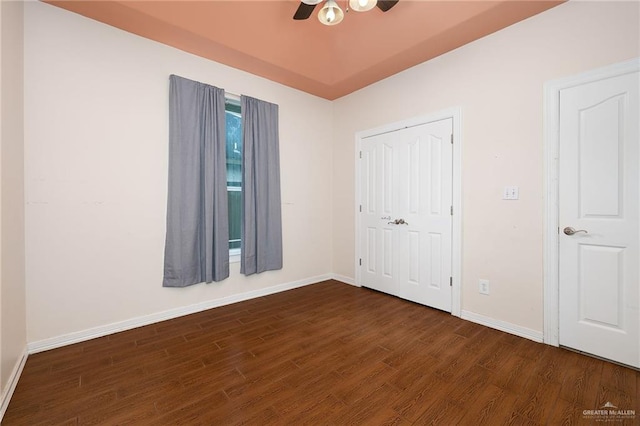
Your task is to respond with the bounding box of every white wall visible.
[1,0,27,404]
[24,1,334,344]
[332,1,640,332]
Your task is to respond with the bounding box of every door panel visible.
[361,139,396,294]
[428,135,443,216]
[383,143,394,214]
[360,119,453,311]
[579,244,623,328]
[558,71,639,368]
[578,95,625,218]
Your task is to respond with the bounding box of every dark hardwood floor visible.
[3,280,638,425]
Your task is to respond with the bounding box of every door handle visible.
[388,219,409,225]
[563,226,588,235]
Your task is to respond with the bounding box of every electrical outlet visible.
[479,279,490,295]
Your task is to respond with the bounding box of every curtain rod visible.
[169,74,242,100]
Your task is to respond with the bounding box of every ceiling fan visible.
[294,0,399,26]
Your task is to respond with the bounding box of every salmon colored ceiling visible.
[46,0,564,100]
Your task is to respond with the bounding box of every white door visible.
[558,71,639,368]
[360,118,453,312]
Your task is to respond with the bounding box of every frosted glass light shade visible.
[349,0,377,12]
[318,0,344,25]
[302,0,323,5]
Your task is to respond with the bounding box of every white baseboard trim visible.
[28,274,333,354]
[461,310,544,343]
[0,346,28,421]
[331,274,357,286]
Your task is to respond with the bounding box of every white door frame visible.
[543,58,640,346]
[354,107,463,317]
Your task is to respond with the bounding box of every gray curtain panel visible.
[163,75,229,287]
[241,95,283,275]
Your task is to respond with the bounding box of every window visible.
[225,99,242,257]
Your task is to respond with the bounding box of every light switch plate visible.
[503,186,519,200]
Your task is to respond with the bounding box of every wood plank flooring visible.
[4,280,638,425]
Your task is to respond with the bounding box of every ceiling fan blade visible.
[293,3,316,20]
[376,0,399,12]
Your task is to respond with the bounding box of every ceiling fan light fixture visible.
[349,0,377,12]
[301,0,322,5]
[318,0,344,26]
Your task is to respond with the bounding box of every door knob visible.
[563,226,588,235]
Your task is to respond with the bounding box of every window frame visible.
[225,95,242,263]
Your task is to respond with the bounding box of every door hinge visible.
[450,277,453,286]
[450,134,453,144]
[359,151,362,159]
[359,258,362,266]
[359,205,362,213]
[450,206,453,215]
